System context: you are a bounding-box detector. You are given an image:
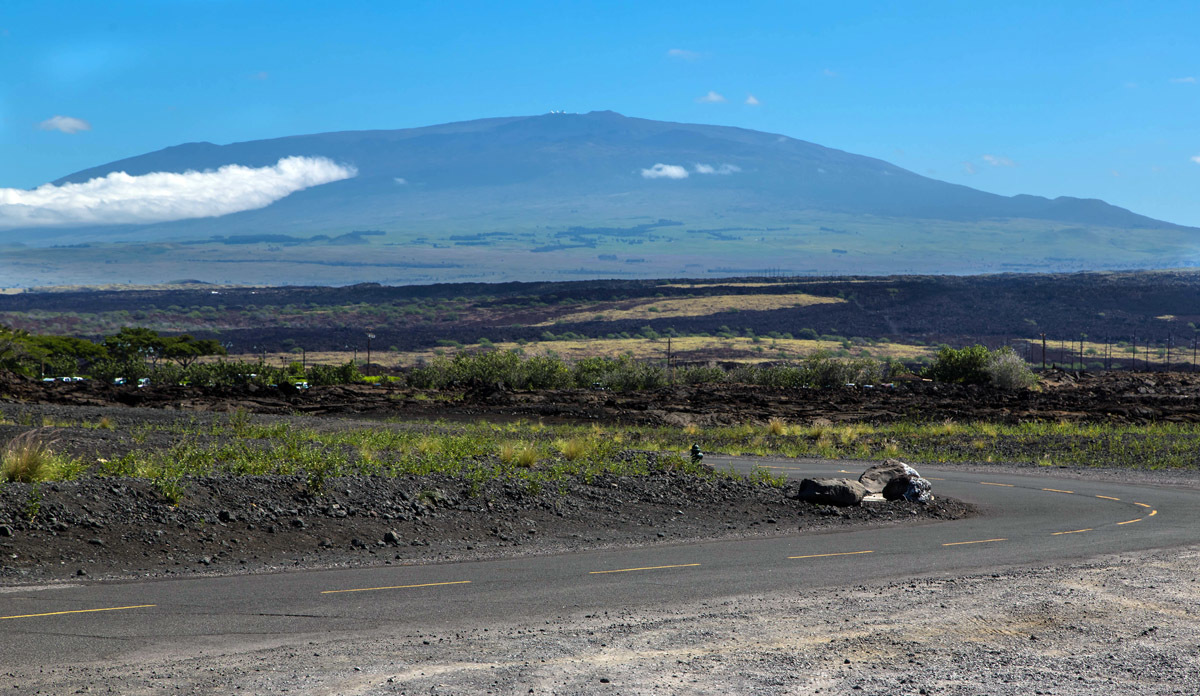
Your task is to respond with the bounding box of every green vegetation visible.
[0,430,82,483]
[924,344,1037,388]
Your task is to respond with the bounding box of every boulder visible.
[882,474,933,503]
[792,478,868,507]
[859,459,920,494]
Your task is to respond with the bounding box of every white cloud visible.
[250,71,270,81]
[1170,76,1196,84]
[667,48,700,60]
[37,115,91,134]
[0,156,356,228]
[1191,155,1200,164]
[982,154,1016,167]
[962,161,978,175]
[696,90,726,103]
[641,164,689,179]
[393,177,408,185]
[745,94,760,106]
[822,68,839,78]
[694,163,741,175]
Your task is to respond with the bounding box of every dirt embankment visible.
[8,369,1200,426]
[0,462,969,585]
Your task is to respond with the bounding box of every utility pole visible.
[366,333,375,378]
[1167,333,1172,372]
[1041,333,1047,370]
[667,336,673,385]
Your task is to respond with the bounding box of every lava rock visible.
[0,525,12,537]
[792,478,868,507]
[383,530,402,545]
[859,459,921,494]
[883,474,934,503]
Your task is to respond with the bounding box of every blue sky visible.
[2,0,1199,225]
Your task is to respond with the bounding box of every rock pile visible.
[790,459,934,507]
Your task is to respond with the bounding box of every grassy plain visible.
[538,293,844,324]
[241,335,938,370]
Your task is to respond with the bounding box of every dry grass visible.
[767,418,788,436]
[375,336,936,367]
[557,438,591,461]
[539,293,844,325]
[1,430,67,483]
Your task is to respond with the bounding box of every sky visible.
[2,0,1199,226]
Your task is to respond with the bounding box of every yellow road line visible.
[943,538,1007,546]
[1149,510,1158,517]
[1095,495,1121,501]
[1051,528,1092,535]
[321,581,470,595]
[980,482,1014,487]
[1117,518,1143,526]
[788,550,874,560]
[0,604,155,621]
[1133,502,1152,508]
[589,563,700,575]
[1042,488,1074,494]
[926,477,946,481]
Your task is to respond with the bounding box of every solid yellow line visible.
[980,482,1014,487]
[788,550,875,560]
[1051,528,1092,535]
[589,563,700,575]
[1133,502,1152,508]
[0,604,156,621]
[1149,510,1158,517]
[1095,495,1121,501]
[1042,488,1074,494]
[943,538,1007,546]
[926,477,946,481]
[321,581,470,595]
[1116,518,1143,526]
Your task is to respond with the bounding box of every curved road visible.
[1,459,1196,668]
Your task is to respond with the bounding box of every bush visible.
[925,345,1037,388]
[985,346,1038,389]
[924,345,993,384]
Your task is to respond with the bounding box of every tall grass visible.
[1,430,81,483]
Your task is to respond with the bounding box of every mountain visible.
[51,110,1181,232]
[2,111,1197,286]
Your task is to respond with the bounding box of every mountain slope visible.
[48,110,1186,234]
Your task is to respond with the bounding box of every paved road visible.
[1,459,1195,668]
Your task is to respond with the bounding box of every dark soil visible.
[6,368,1200,425]
[0,461,970,585]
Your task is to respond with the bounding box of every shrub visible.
[985,346,1038,389]
[924,345,993,384]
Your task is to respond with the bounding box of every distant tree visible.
[103,327,167,366]
[162,335,226,368]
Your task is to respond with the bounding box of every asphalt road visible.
[1,459,1195,669]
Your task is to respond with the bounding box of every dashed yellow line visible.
[1095,495,1121,501]
[980,482,1014,487]
[1117,518,1143,526]
[1042,488,1074,494]
[1133,502,1152,508]
[1052,528,1092,536]
[1149,509,1158,517]
[0,604,155,621]
[943,538,1007,546]
[321,581,470,595]
[589,563,700,575]
[788,550,874,560]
